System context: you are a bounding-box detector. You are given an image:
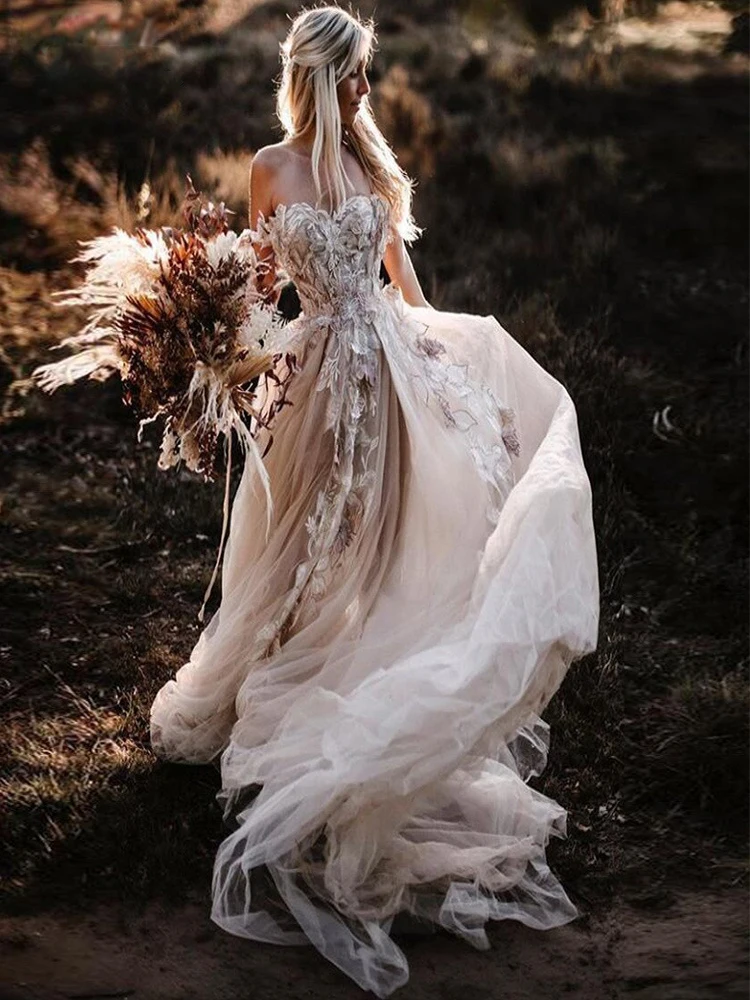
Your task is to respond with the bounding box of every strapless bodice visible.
[253,192,390,322]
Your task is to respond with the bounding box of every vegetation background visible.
[0,0,747,994]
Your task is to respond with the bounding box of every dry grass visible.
[0,0,747,917]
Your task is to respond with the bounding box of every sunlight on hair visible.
[276,4,422,243]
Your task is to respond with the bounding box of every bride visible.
[150,4,600,996]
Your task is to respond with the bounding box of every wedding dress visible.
[149,191,600,997]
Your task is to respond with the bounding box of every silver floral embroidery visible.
[249,193,522,650]
[381,282,521,523]
[249,195,389,640]
[415,335,446,360]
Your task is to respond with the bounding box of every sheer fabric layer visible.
[149,193,599,998]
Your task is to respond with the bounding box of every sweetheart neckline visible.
[265,191,387,228]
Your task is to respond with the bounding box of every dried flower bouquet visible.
[32,176,296,617]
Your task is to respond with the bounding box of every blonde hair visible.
[276,4,422,243]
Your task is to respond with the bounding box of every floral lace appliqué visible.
[248,194,521,653]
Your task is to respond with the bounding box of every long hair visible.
[276,4,422,243]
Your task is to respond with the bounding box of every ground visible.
[1,887,747,999]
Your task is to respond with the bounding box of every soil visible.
[0,887,747,1000]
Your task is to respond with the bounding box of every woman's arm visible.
[382,228,433,309]
[248,150,281,308]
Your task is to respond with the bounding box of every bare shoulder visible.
[250,144,297,204]
[250,143,295,180]
[251,143,289,166]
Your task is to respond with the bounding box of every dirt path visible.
[0,887,746,1000]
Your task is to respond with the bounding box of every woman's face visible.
[337,58,370,127]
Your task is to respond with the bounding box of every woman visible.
[150,5,600,996]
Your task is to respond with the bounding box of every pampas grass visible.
[30,175,298,618]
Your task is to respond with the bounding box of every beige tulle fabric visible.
[149,192,600,997]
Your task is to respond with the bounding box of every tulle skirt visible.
[150,284,599,997]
